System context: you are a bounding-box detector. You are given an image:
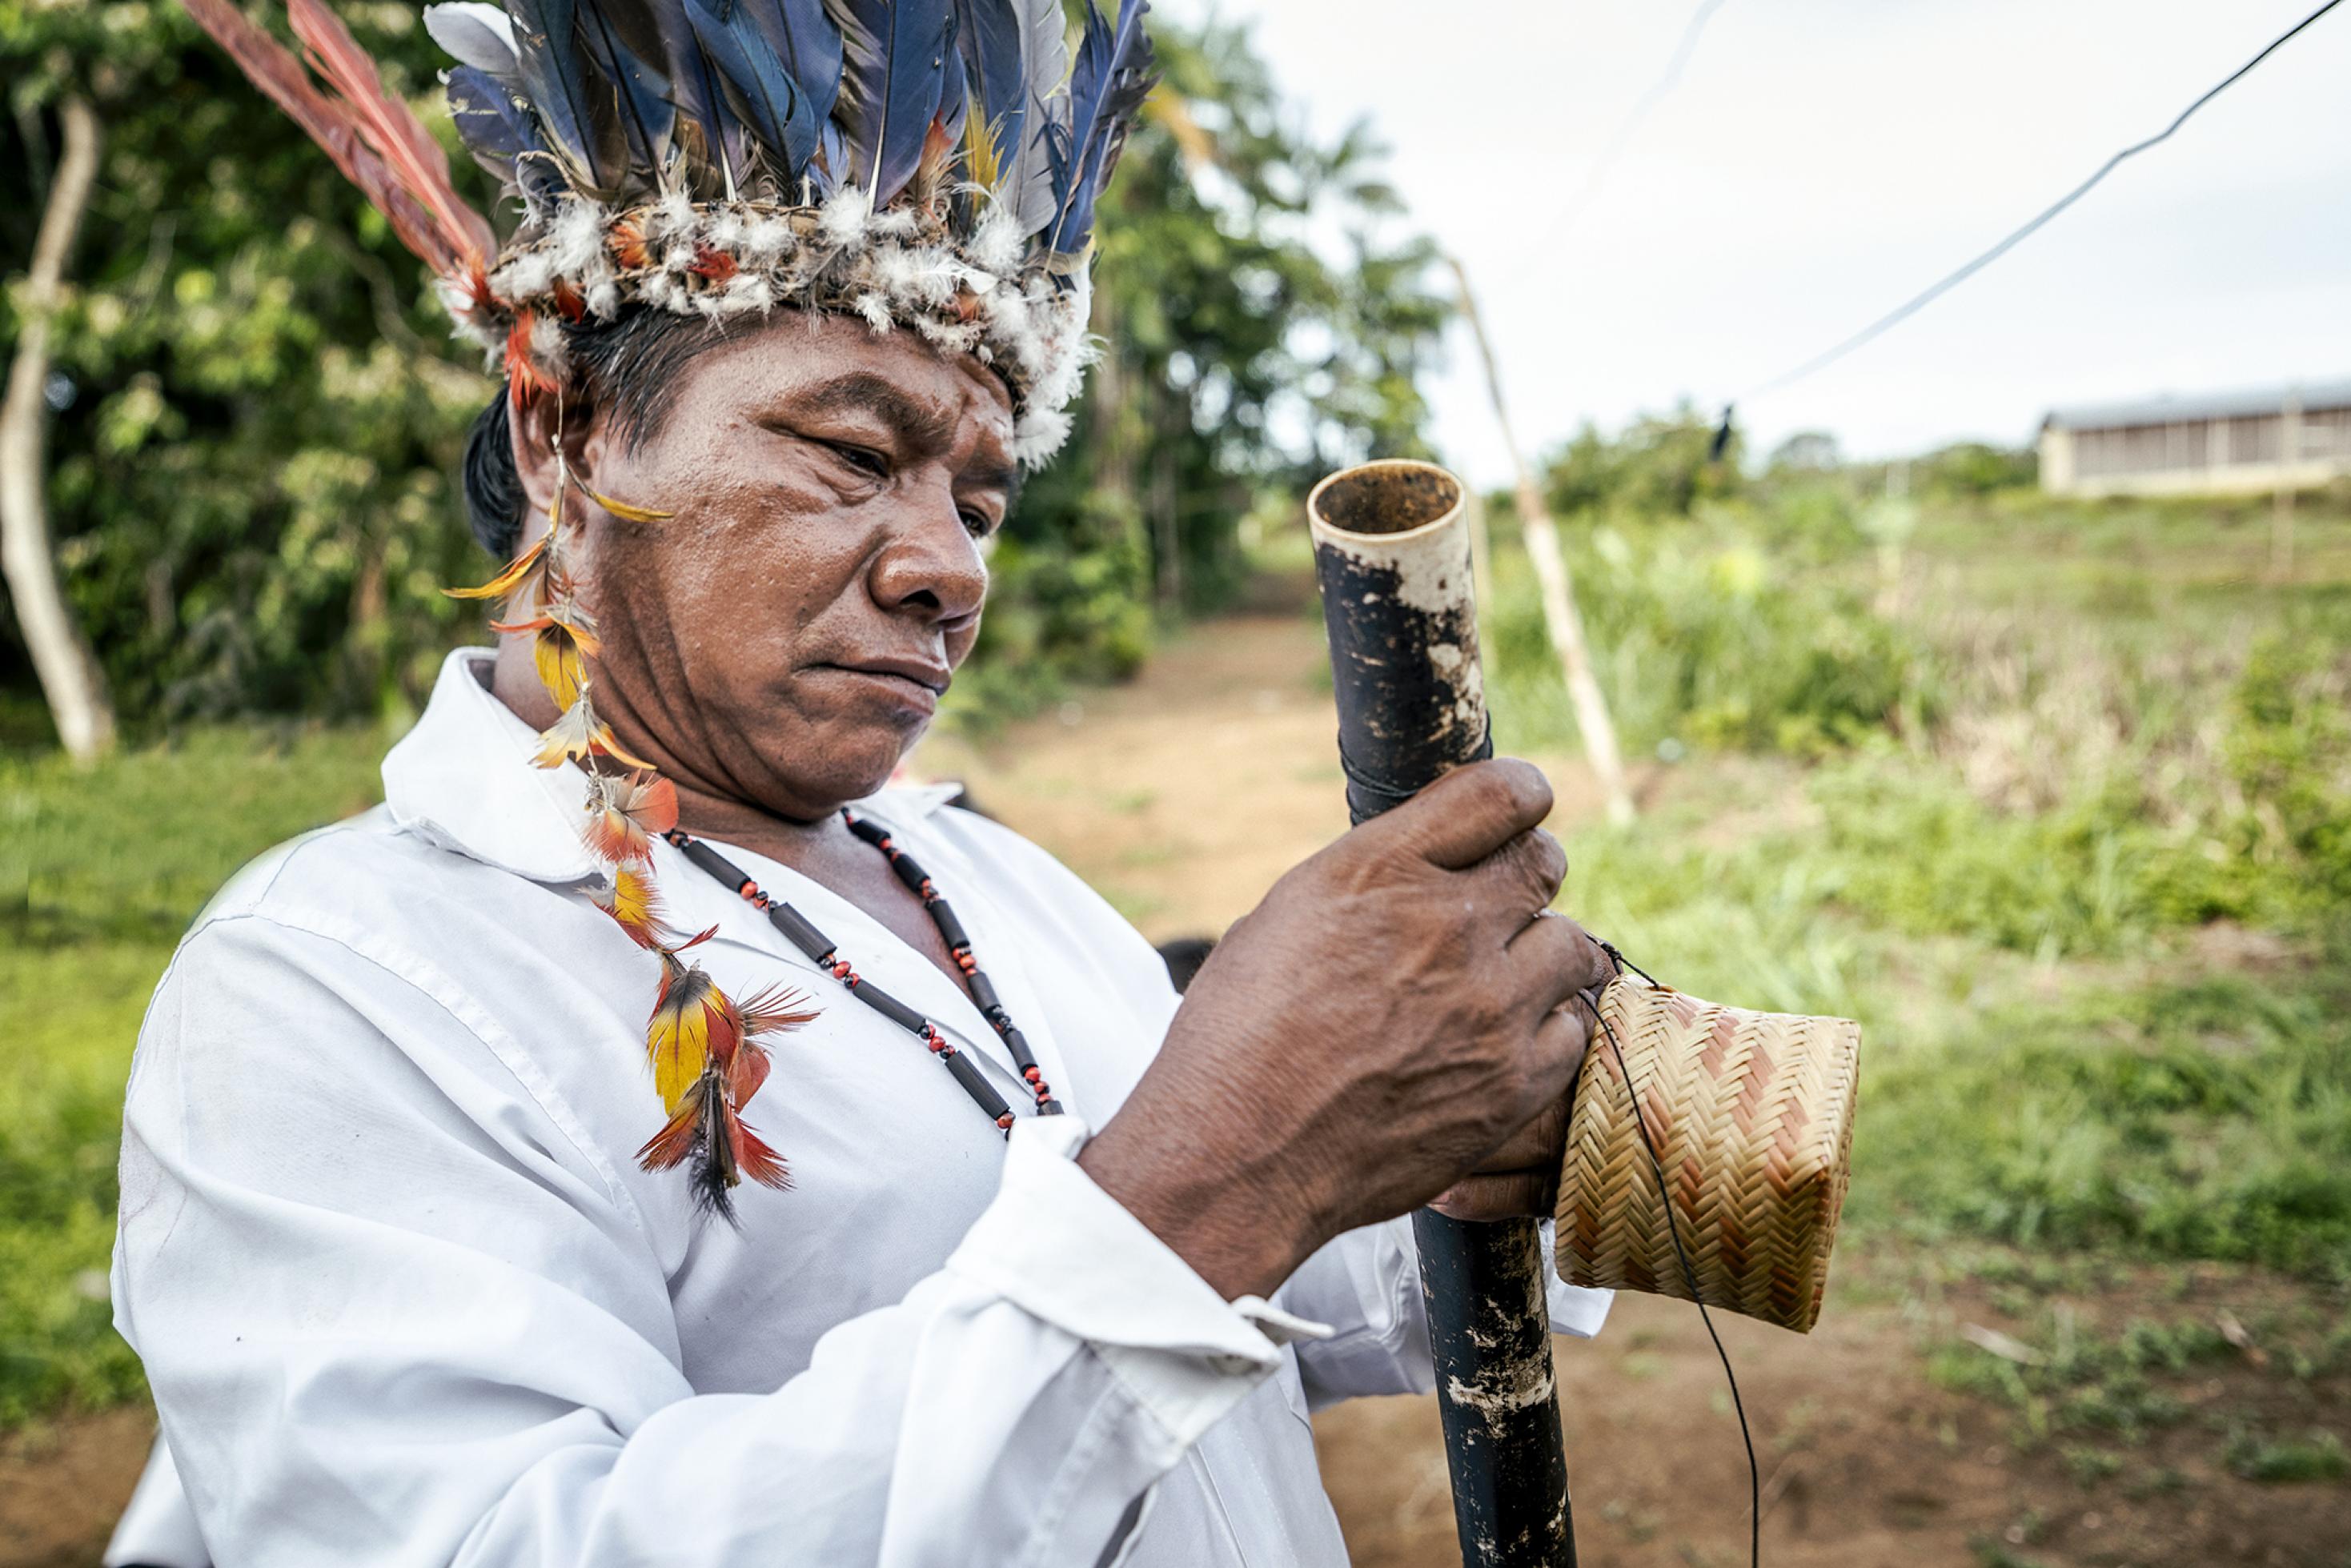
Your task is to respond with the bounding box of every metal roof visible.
[2042,379,2351,431]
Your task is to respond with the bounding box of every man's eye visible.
[829,443,889,479]
[959,508,994,539]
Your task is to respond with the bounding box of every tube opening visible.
[1309,460,1462,539]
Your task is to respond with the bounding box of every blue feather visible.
[659,4,754,190]
[507,0,629,198]
[576,1,676,178]
[447,63,570,208]
[743,0,844,130]
[953,0,1022,174]
[684,0,824,179]
[827,0,956,203]
[1043,0,1152,255]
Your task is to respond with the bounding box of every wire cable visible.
[1590,942,1761,1567]
[1561,0,1735,237]
[1739,0,2347,405]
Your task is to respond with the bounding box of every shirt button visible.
[1207,1353,1258,1377]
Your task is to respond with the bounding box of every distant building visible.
[2038,380,2351,498]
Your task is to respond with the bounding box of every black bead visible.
[766,904,835,962]
[942,1050,1013,1125]
[855,984,929,1037]
[929,903,970,952]
[967,971,1002,1017]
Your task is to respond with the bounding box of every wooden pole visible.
[0,95,115,762]
[2273,391,2301,583]
[1446,258,1632,825]
[1309,461,1575,1568]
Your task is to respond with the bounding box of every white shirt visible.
[110,646,1608,1568]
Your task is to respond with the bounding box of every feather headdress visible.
[183,0,1155,1221]
[184,0,1158,462]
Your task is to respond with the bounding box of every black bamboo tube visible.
[1307,459,1575,1568]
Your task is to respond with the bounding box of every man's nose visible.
[868,480,988,626]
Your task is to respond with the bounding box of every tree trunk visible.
[1448,256,1633,824]
[1,95,114,761]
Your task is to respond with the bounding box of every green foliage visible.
[1012,21,1449,629]
[0,722,389,1423]
[3,7,1449,732]
[1861,969,2351,1277]
[1928,1309,2243,1450]
[2222,1428,2349,1483]
[1487,510,1935,760]
[2229,612,2351,906]
[5,1,491,725]
[1914,440,2038,499]
[1542,404,1744,519]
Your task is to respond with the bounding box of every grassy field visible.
[3,487,2349,1562]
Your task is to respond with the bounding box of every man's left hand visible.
[1429,961,1606,1223]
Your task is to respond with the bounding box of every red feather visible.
[180,0,495,284]
[729,1039,773,1107]
[732,1116,792,1190]
[286,0,495,272]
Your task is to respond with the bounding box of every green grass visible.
[0,725,389,1426]
[2223,1428,2350,1483]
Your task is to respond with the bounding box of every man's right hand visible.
[1078,758,1611,1301]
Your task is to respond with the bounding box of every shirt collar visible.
[383,646,965,887]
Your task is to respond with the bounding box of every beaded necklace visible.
[664,811,1062,1133]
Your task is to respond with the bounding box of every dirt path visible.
[930,611,2351,1568]
[7,610,2345,1566]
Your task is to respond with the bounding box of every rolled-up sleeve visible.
[113,916,1298,1568]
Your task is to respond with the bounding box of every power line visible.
[1504,0,1735,288]
[1559,0,1734,237]
[1738,0,2347,406]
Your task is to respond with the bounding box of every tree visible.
[3,1,487,732]
[2,88,114,758]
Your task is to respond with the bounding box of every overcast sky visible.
[1157,0,2351,484]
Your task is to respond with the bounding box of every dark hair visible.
[459,310,725,558]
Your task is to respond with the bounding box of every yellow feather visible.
[648,965,716,1112]
[572,472,676,523]
[443,531,548,602]
[965,109,1001,192]
[535,624,588,708]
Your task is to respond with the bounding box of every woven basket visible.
[1555,979,1860,1334]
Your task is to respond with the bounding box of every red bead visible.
[995,1113,1014,1131]
[1023,1067,1041,1083]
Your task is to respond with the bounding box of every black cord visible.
[1591,941,1761,1568]
[1739,0,2348,403]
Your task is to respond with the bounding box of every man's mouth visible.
[821,659,951,700]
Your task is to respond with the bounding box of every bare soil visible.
[6,608,2346,1566]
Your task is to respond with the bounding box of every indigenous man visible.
[110,2,1614,1563]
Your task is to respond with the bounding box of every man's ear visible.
[506,385,602,539]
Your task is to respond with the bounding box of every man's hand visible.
[1079,759,1613,1300]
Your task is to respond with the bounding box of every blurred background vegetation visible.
[0,1,1444,738]
[3,2,2348,1555]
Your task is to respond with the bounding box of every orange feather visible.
[180,0,493,284]
[443,531,548,603]
[584,772,679,865]
[284,0,495,273]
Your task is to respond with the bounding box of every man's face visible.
[552,311,1016,820]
